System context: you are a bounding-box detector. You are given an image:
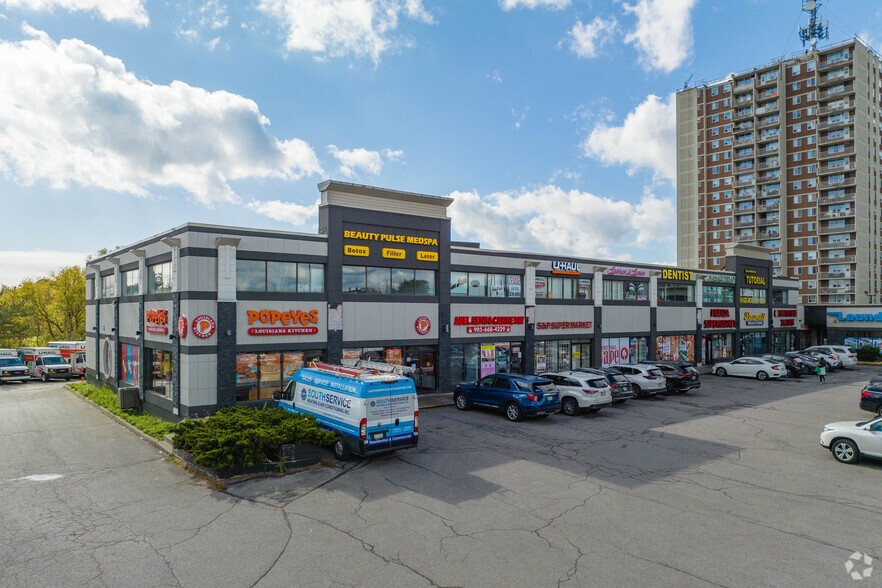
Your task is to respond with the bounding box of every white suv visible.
[609,363,667,397]
[805,345,857,368]
[540,371,613,416]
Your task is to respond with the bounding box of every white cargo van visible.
[275,362,418,460]
[17,347,75,381]
[47,341,87,377]
[0,349,30,383]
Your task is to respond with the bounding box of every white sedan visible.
[820,417,882,464]
[713,356,786,380]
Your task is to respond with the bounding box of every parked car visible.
[806,345,857,368]
[802,350,839,371]
[713,357,786,380]
[785,352,820,374]
[453,373,561,422]
[760,354,802,378]
[860,383,882,416]
[820,416,882,464]
[540,371,613,416]
[574,367,635,403]
[646,360,701,393]
[609,363,667,397]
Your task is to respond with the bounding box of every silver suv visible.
[540,371,613,416]
[608,363,667,397]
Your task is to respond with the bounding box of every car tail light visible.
[645,376,657,380]
[359,418,367,440]
[861,390,873,397]
[413,410,419,432]
[582,388,598,395]
[677,373,690,376]
[772,365,781,370]
[525,392,540,401]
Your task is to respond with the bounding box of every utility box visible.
[118,387,140,410]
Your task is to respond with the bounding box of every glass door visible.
[405,346,437,392]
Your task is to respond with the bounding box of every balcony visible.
[818,100,854,115]
[735,95,753,106]
[736,121,755,132]
[819,116,852,131]
[733,178,755,188]
[756,202,779,212]
[756,118,779,129]
[819,271,851,280]
[734,149,754,161]
[819,133,852,146]
[820,255,855,264]
[734,109,754,121]
[821,207,854,218]
[820,286,856,295]
[756,174,780,185]
[819,223,855,235]
[757,160,780,170]
[736,164,755,173]
[819,177,856,190]
[757,144,779,155]
[819,84,854,100]
[819,192,854,206]
[735,233,756,243]
[762,245,781,254]
[757,230,780,239]
[818,162,855,175]
[735,135,754,145]
[735,191,756,201]
[819,69,854,85]
[819,54,852,71]
[818,146,855,160]
[759,131,780,142]
[756,75,778,88]
[756,216,780,227]
[735,79,755,90]
[759,187,780,198]
[819,239,854,250]
[735,218,755,228]
[755,102,779,115]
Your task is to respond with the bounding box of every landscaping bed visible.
[68,382,175,440]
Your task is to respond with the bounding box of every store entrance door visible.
[404,346,436,393]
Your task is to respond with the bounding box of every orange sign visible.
[146,309,169,334]
[247,309,319,326]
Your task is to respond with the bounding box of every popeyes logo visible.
[192,315,216,339]
[177,315,188,339]
[247,309,320,336]
[146,309,169,334]
[415,316,431,335]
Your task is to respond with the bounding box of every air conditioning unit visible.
[118,387,140,410]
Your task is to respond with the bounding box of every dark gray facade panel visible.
[146,252,173,266]
[216,301,237,409]
[236,251,326,263]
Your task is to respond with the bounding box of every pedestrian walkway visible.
[418,391,454,408]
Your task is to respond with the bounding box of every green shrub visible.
[69,382,175,439]
[856,345,880,362]
[170,406,336,470]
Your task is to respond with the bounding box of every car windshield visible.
[42,356,66,365]
[533,382,555,393]
[0,358,23,367]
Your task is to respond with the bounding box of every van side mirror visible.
[272,391,280,401]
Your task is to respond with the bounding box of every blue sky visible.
[0,0,878,285]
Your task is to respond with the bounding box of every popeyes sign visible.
[146,309,169,334]
[247,309,320,336]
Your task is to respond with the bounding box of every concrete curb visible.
[64,385,174,455]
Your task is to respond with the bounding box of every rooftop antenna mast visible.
[798,0,829,52]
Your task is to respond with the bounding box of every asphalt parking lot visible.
[2,369,882,587]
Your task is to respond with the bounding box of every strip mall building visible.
[85,181,803,419]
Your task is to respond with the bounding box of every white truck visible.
[0,349,30,383]
[17,347,76,382]
[275,362,418,460]
[47,341,87,377]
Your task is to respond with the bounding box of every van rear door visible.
[364,379,416,453]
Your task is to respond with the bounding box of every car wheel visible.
[454,391,470,411]
[665,380,675,394]
[333,437,350,461]
[40,373,48,382]
[561,397,579,416]
[756,371,768,381]
[504,401,523,422]
[632,384,642,398]
[715,367,727,377]
[831,438,860,464]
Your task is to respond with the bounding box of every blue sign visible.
[828,311,882,322]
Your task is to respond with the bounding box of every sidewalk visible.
[418,391,454,409]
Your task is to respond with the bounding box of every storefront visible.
[84,181,801,419]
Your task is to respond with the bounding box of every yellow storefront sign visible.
[382,248,406,259]
[344,245,369,257]
[417,251,438,262]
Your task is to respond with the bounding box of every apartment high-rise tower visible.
[676,38,882,305]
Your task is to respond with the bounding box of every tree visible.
[17,266,86,343]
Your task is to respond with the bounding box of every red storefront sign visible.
[703,308,736,329]
[536,321,592,330]
[248,326,319,336]
[774,309,797,317]
[146,309,169,334]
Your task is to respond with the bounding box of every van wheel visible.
[561,397,579,416]
[504,402,523,422]
[454,391,470,410]
[40,373,48,382]
[333,437,350,461]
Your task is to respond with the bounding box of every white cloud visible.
[512,105,529,129]
[0,250,88,286]
[328,145,403,177]
[0,0,148,25]
[448,185,674,260]
[489,70,503,84]
[566,16,617,58]
[581,93,676,184]
[257,0,434,63]
[0,26,323,206]
[859,30,880,52]
[499,0,570,10]
[623,0,697,73]
[246,199,319,230]
[176,1,229,50]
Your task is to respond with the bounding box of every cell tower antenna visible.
[798,0,829,52]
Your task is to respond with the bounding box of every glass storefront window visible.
[451,272,520,297]
[451,342,521,383]
[237,260,266,291]
[577,279,592,300]
[236,350,324,402]
[298,263,325,293]
[343,267,435,296]
[703,285,734,303]
[366,267,391,294]
[740,288,767,304]
[149,349,172,397]
[451,271,468,296]
[488,274,506,297]
[415,270,435,295]
[507,275,522,297]
[535,277,547,298]
[148,262,172,294]
[656,335,695,362]
[657,283,694,302]
[703,333,734,364]
[102,274,116,298]
[740,332,767,356]
[267,261,298,292]
[119,343,139,385]
[122,270,138,296]
[468,273,487,297]
[546,277,577,299]
[342,266,366,293]
[392,269,415,294]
